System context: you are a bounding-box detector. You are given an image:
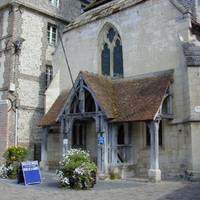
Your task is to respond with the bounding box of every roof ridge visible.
[81,69,174,83]
[112,69,174,82]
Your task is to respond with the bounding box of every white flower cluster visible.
[61,177,70,185]
[56,149,96,189]
[0,164,13,179]
[60,149,90,166]
[74,166,85,175]
[56,170,70,186]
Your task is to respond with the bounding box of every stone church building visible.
[0,0,82,161]
[39,0,200,181]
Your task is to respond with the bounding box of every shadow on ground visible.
[157,182,200,200]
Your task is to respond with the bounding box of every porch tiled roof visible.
[39,90,69,127]
[39,70,173,127]
[112,74,172,122]
[82,70,173,122]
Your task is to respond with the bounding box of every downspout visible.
[15,107,18,146]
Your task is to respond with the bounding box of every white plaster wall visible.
[45,69,60,113]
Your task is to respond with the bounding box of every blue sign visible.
[21,161,41,185]
[98,136,104,145]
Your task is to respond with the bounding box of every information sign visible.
[98,136,105,145]
[21,161,41,185]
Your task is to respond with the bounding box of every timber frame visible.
[40,70,173,181]
[58,74,108,174]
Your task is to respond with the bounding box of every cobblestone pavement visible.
[0,172,200,200]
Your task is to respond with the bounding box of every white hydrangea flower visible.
[0,164,10,179]
[74,167,85,175]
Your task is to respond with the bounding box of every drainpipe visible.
[15,107,18,146]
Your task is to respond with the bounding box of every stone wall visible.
[52,0,191,122]
[49,0,199,177]
[131,121,191,178]
[0,100,8,163]
[182,40,200,175]
[0,8,9,98]
[0,1,82,160]
[0,0,81,22]
[16,8,60,158]
[47,128,63,169]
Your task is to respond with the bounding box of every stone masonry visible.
[46,0,200,178]
[0,0,81,161]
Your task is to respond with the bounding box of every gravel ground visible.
[0,172,200,200]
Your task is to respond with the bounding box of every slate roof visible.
[39,90,69,127]
[39,70,173,127]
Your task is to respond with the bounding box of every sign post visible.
[20,161,41,185]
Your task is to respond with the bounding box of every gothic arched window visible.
[100,25,124,78]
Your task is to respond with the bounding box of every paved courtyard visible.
[0,172,200,200]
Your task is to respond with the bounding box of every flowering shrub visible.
[2,146,28,179]
[56,149,97,190]
[0,164,13,179]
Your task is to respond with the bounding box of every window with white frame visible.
[47,24,57,46]
[49,0,59,7]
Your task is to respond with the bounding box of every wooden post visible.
[67,118,73,150]
[79,79,85,113]
[103,118,109,174]
[61,117,68,156]
[96,115,109,175]
[147,121,161,182]
[111,124,118,164]
[96,115,102,173]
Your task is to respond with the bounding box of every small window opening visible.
[47,24,57,46]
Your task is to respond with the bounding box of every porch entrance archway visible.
[72,119,97,164]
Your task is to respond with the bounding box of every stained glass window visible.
[101,43,110,76]
[107,28,116,43]
[100,25,123,78]
[114,39,123,77]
